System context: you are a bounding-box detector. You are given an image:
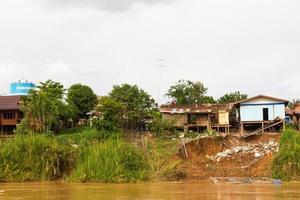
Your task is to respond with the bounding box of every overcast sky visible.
[0,0,299,103]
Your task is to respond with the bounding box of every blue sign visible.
[10,82,36,95]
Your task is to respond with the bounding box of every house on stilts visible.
[159,103,232,134]
[234,95,289,138]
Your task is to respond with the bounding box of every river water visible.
[1,181,300,200]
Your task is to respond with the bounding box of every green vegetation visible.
[166,80,215,104]
[94,96,124,131]
[272,128,300,181]
[18,80,78,133]
[218,91,247,103]
[0,134,74,181]
[109,83,157,130]
[146,139,186,181]
[67,84,98,119]
[0,128,184,183]
[149,114,175,137]
[70,139,149,183]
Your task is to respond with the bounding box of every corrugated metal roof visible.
[0,95,22,111]
[159,103,232,114]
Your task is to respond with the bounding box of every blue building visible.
[234,95,289,137]
[10,81,35,96]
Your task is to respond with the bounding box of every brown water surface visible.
[1,181,300,200]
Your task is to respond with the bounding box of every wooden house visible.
[0,96,22,135]
[234,95,289,137]
[159,103,232,133]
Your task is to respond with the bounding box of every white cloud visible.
[1,0,300,102]
[38,0,174,12]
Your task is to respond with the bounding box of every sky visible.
[0,0,299,103]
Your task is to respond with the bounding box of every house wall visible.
[218,111,229,125]
[195,114,209,126]
[240,103,285,121]
[162,113,187,127]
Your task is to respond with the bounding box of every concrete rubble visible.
[208,140,279,162]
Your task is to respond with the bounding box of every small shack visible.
[234,95,289,138]
[159,103,232,133]
[0,95,22,135]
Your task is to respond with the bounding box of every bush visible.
[70,139,149,183]
[0,135,75,182]
[56,127,120,145]
[150,116,176,137]
[272,128,300,180]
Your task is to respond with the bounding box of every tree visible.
[218,91,247,104]
[67,84,98,119]
[166,80,215,104]
[109,83,156,130]
[20,80,66,132]
[95,96,124,131]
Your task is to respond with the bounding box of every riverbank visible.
[0,127,299,183]
[182,133,280,180]
[0,128,185,183]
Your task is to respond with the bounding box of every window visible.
[3,112,16,119]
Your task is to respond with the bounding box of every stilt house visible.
[234,95,289,138]
[159,103,232,133]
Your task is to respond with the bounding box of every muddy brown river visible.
[1,181,300,200]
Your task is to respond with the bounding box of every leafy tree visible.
[95,96,124,131]
[166,80,215,104]
[218,91,247,103]
[20,80,66,132]
[67,84,98,119]
[109,83,156,130]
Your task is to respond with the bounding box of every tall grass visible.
[70,139,149,183]
[272,128,300,181]
[0,128,184,183]
[0,134,75,182]
[146,139,186,181]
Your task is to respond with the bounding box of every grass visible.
[0,127,186,183]
[146,138,186,181]
[0,134,75,182]
[69,139,149,183]
[56,127,120,145]
[272,127,300,181]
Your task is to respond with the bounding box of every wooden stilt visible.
[240,122,244,136]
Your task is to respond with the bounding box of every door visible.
[263,108,269,121]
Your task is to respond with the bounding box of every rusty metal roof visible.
[160,103,232,114]
[0,95,22,111]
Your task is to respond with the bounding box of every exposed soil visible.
[180,133,281,180]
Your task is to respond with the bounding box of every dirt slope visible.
[180,133,280,180]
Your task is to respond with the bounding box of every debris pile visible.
[208,140,279,162]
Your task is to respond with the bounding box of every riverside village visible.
[0,78,300,187]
